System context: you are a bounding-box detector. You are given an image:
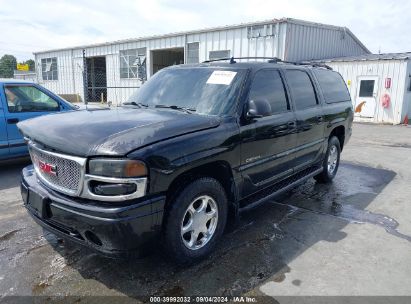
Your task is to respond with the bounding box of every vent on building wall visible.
[187,42,200,64]
[209,50,231,60]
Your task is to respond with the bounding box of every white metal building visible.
[33,18,369,104]
[318,53,411,124]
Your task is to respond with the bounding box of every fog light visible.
[90,181,137,196]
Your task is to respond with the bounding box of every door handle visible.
[317,116,324,123]
[7,118,19,124]
[273,121,295,134]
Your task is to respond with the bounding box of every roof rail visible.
[298,61,333,70]
[201,56,333,70]
[202,57,282,64]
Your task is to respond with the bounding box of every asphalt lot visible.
[0,123,410,301]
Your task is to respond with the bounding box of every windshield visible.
[125,67,246,116]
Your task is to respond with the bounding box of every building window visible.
[359,80,375,97]
[41,57,58,81]
[119,48,146,79]
[247,24,275,38]
[186,42,199,64]
[209,50,230,61]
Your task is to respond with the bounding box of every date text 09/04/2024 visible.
[149,296,257,303]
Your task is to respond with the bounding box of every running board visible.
[239,167,323,212]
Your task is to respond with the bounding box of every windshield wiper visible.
[122,101,149,108]
[155,104,196,114]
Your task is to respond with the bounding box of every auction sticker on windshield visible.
[206,71,237,85]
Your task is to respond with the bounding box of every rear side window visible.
[314,69,351,103]
[285,70,318,110]
[248,70,289,115]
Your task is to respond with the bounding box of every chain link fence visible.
[82,52,146,105]
[3,50,151,106]
[33,53,148,106]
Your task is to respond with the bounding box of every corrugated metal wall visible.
[328,60,408,124]
[35,23,289,104]
[285,22,367,61]
[186,23,288,62]
[36,50,78,95]
[35,20,368,105]
[404,61,411,119]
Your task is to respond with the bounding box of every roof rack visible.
[298,61,333,70]
[202,56,332,70]
[203,57,282,64]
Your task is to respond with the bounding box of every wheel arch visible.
[164,160,239,220]
[329,125,345,150]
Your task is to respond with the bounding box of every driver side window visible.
[5,85,59,113]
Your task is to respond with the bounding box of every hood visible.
[18,107,221,157]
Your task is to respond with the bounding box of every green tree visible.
[0,54,17,78]
[24,59,35,71]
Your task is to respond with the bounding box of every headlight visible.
[88,159,147,178]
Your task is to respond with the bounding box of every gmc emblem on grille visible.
[36,158,57,176]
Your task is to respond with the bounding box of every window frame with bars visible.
[119,48,147,79]
[41,57,58,81]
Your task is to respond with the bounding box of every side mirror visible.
[246,99,271,119]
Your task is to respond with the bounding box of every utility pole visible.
[82,49,88,104]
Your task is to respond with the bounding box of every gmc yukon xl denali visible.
[18,58,353,264]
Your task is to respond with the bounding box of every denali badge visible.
[246,156,261,163]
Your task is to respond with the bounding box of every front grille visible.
[28,143,86,196]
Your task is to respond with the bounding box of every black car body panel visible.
[21,165,165,257]
[18,61,353,256]
[18,107,221,157]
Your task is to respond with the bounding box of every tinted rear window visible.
[314,69,351,103]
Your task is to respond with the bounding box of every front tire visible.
[314,136,341,183]
[163,177,228,265]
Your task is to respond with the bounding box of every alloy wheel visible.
[181,195,218,250]
[327,145,338,175]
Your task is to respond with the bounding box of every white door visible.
[354,76,379,118]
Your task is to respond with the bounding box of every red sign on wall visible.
[385,78,392,89]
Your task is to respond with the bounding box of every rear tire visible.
[314,136,341,183]
[163,177,228,265]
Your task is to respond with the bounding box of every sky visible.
[0,0,410,61]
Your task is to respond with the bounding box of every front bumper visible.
[21,165,165,258]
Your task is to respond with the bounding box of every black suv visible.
[18,58,353,264]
